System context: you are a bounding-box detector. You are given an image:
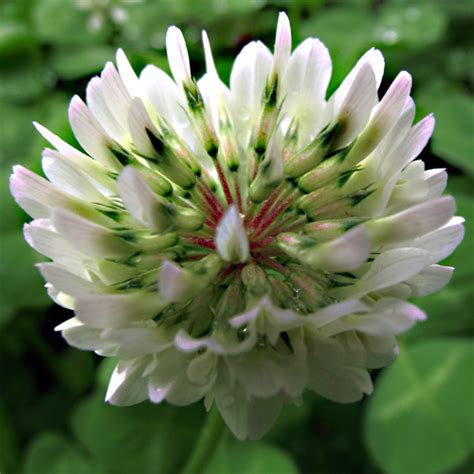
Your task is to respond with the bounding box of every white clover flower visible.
[10,13,464,440]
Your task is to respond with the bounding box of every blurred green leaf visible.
[0,396,19,474]
[0,56,46,103]
[22,431,104,474]
[416,82,474,176]
[374,4,446,49]
[0,21,36,58]
[72,395,204,474]
[390,0,474,16]
[446,48,474,84]
[0,101,39,165]
[205,439,300,474]
[198,0,261,15]
[0,230,50,326]
[33,0,109,46]
[365,338,474,474]
[267,401,311,442]
[50,46,117,80]
[57,349,96,396]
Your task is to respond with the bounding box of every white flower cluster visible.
[10,13,463,439]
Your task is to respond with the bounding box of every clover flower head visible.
[10,13,464,440]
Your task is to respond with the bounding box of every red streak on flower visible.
[233,174,243,213]
[253,253,289,275]
[198,183,224,223]
[249,236,275,250]
[216,161,234,207]
[184,235,216,250]
[247,185,281,229]
[252,197,293,239]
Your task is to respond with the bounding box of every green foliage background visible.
[0,0,473,472]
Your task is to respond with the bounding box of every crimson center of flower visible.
[182,164,299,276]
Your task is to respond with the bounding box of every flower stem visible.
[180,406,226,474]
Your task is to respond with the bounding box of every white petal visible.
[75,292,166,328]
[306,333,372,402]
[348,71,412,164]
[102,326,173,356]
[335,248,432,299]
[34,122,119,189]
[187,350,217,387]
[231,336,307,398]
[339,332,398,369]
[407,217,465,262]
[309,299,368,328]
[281,38,331,143]
[360,248,432,289]
[61,322,114,352]
[406,264,454,296]
[312,225,371,272]
[106,358,149,406]
[333,62,378,147]
[377,97,416,174]
[273,11,292,78]
[322,298,426,337]
[42,149,106,202]
[165,375,213,406]
[10,165,73,218]
[49,288,75,310]
[404,114,436,164]
[245,396,284,441]
[215,205,249,263]
[86,76,125,144]
[55,316,82,332]
[200,31,230,135]
[37,262,97,297]
[167,353,216,406]
[386,114,435,176]
[100,62,132,137]
[139,65,190,131]
[33,121,89,161]
[159,256,221,303]
[330,48,384,112]
[362,334,399,368]
[366,196,456,245]
[24,220,87,274]
[362,298,426,335]
[174,327,254,355]
[229,41,273,144]
[127,97,159,157]
[159,260,192,303]
[424,168,448,198]
[148,349,211,406]
[166,26,191,86]
[371,71,412,125]
[309,364,372,403]
[68,95,117,167]
[52,208,136,258]
[213,377,283,441]
[230,297,302,345]
[117,165,170,231]
[202,30,219,80]
[116,48,140,97]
